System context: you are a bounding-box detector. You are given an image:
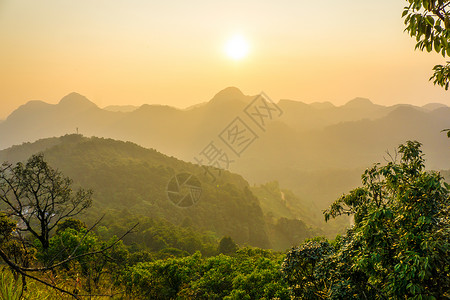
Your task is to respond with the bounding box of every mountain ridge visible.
[1,88,449,233]
[5,89,448,126]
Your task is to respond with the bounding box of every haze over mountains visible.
[1,87,449,220]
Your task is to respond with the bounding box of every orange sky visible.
[1,0,449,119]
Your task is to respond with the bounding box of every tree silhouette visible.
[0,154,92,252]
[0,154,137,299]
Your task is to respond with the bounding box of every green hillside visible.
[0,135,317,250]
[0,134,270,248]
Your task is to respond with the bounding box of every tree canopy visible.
[403,0,450,89]
[283,141,450,299]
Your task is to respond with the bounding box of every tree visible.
[0,154,137,299]
[218,236,239,255]
[125,248,290,299]
[56,217,87,234]
[283,141,450,299]
[0,154,92,251]
[0,212,33,272]
[403,0,450,89]
[39,226,129,293]
[282,238,334,299]
[0,212,15,244]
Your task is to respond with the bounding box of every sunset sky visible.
[1,0,449,119]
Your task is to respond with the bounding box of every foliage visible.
[0,212,15,243]
[96,211,219,257]
[403,0,450,89]
[0,213,36,280]
[0,268,22,300]
[56,218,87,234]
[282,238,334,299]
[35,226,129,294]
[251,181,318,250]
[123,253,202,299]
[0,267,54,300]
[218,236,238,255]
[36,228,98,272]
[283,141,450,299]
[0,265,130,300]
[124,248,290,299]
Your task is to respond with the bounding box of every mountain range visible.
[1,87,449,220]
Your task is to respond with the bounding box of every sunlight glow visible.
[225,35,249,60]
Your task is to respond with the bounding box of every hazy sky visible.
[1,0,449,119]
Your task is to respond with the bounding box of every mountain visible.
[4,88,444,153]
[58,92,98,110]
[232,105,450,212]
[277,97,392,131]
[422,102,448,111]
[0,93,121,148]
[0,135,272,248]
[1,88,449,234]
[0,134,322,250]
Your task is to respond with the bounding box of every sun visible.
[225,34,249,60]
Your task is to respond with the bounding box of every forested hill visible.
[0,135,316,250]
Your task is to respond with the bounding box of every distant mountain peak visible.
[215,86,244,97]
[210,87,246,103]
[386,105,424,120]
[22,100,49,107]
[422,102,448,111]
[344,97,373,107]
[58,92,97,109]
[5,100,51,121]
